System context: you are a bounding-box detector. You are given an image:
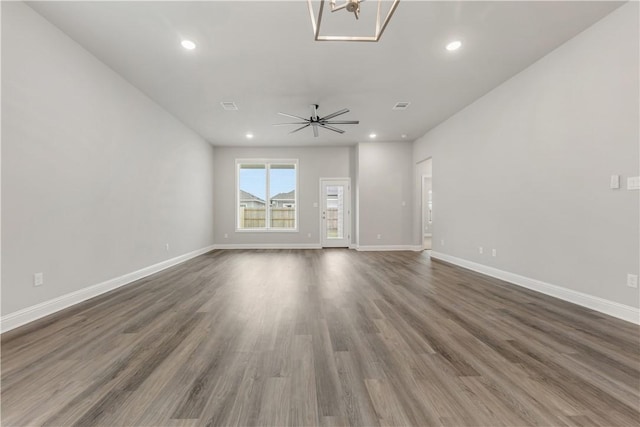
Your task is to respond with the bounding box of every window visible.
[237,160,298,231]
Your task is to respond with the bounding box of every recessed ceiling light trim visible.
[181,40,196,50]
[221,102,238,111]
[446,40,462,51]
[307,0,401,42]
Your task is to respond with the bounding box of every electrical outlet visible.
[479,246,483,254]
[224,233,229,239]
[165,243,170,251]
[628,274,638,288]
[307,233,312,238]
[377,234,382,240]
[34,273,43,287]
[441,239,445,246]
[492,249,497,257]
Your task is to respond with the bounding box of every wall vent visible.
[221,101,238,111]
[392,102,410,110]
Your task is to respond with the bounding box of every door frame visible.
[421,175,431,250]
[319,177,351,248]
[417,157,433,251]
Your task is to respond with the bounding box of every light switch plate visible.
[610,175,620,189]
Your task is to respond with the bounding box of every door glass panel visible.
[326,185,344,239]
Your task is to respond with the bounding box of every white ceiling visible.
[27,1,623,146]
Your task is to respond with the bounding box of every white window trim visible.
[235,159,299,232]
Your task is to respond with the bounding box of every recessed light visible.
[181,40,196,50]
[401,134,407,139]
[246,133,254,139]
[446,40,462,51]
[369,133,377,139]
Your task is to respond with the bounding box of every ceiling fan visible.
[274,104,359,137]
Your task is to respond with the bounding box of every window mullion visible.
[265,163,271,229]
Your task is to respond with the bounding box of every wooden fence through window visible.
[240,208,295,228]
[239,207,340,231]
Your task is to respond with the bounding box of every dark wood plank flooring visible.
[2,249,639,426]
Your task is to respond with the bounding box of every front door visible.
[320,179,351,248]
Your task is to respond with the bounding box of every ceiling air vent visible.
[220,101,238,111]
[392,102,411,110]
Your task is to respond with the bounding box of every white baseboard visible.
[357,245,422,252]
[430,251,640,325]
[213,244,420,251]
[0,244,217,334]
[213,243,322,250]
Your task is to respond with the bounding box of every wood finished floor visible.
[1,249,639,426]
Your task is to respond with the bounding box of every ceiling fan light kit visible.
[307,0,400,42]
[274,104,359,137]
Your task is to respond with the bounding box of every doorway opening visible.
[418,158,433,251]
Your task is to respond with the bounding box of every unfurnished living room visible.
[1,1,639,426]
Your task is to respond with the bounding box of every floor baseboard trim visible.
[430,251,640,325]
[357,245,422,252]
[0,244,217,334]
[213,243,322,250]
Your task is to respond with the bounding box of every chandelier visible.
[307,0,400,42]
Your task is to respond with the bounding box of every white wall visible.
[1,2,215,315]
[213,146,351,246]
[413,3,639,308]
[349,145,359,247]
[358,142,414,247]
[213,143,417,249]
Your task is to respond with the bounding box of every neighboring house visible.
[239,190,265,208]
[270,190,295,208]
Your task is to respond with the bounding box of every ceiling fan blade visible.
[319,124,345,134]
[272,122,310,126]
[278,112,309,121]
[320,108,349,121]
[289,124,310,134]
[323,120,360,125]
[312,124,319,138]
[311,104,319,121]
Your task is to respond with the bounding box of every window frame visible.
[235,159,299,232]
